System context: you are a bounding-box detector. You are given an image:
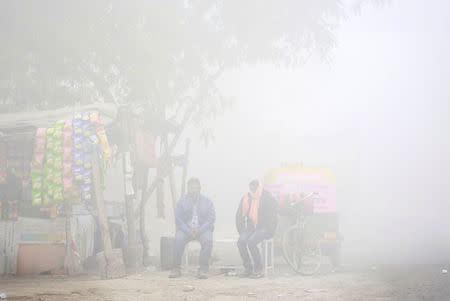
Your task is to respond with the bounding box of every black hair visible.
[249,179,259,187]
[187,177,201,187]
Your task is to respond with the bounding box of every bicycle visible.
[281,192,322,275]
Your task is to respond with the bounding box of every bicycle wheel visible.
[282,225,322,275]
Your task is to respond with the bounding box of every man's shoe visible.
[196,270,208,279]
[169,269,181,278]
[251,269,265,279]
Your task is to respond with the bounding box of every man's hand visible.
[189,228,198,239]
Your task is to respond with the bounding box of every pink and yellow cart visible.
[265,164,341,274]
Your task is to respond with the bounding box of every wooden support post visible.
[93,153,126,279]
[180,138,191,197]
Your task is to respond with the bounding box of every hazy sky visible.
[180,0,450,264]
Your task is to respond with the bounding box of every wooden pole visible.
[163,135,178,212]
[180,138,191,197]
[92,153,114,261]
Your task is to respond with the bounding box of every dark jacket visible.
[235,190,278,237]
[175,194,216,235]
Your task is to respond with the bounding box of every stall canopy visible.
[0,104,118,141]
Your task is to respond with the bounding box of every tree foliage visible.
[0,0,381,127]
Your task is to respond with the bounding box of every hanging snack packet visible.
[81,184,92,201]
[34,138,46,153]
[32,152,45,171]
[54,156,63,169]
[82,122,92,137]
[63,176,73,193]
[73,135,83,150]
[82,139,93,153]
[63,131,73,146]
[42,192,51,206]
[53,169,63,185]
[83,168,93,185]
[73,112,82,120]
[62,146,72,161]
[32,173,43,190]
[46,136,55,153]
[72,118,83,135]
[46,127,55,137]
[46,152,56,167]
[36,128,47,138]
[82,111,90,121]
[63,118,73,133]
[89,134,99,145]
[53,186,64,202]
[73,165,83,182]
[47,183,55,197]
[83,152,92,169]
[53,141,63,154]
[90,111,101,124]
[73,149,83,166]
[96,125,112,161]
[32,190,42,207]
[63,161,72,177]
[53,128,63,139]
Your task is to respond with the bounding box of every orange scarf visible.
[242,180,263,227]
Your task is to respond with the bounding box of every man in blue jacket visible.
[169,178,216,279]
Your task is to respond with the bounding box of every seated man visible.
[169,178,216,279]
[236,179,277,278]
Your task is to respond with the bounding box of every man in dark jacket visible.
[236,179,277,278]
[169,178,216,279]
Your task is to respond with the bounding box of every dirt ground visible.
[2,265,450,301]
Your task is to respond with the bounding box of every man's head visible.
[249,179,260,193]
[187,177,201,201]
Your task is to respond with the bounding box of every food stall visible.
[0,104,117,275]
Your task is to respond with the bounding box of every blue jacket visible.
[175,194,216,234]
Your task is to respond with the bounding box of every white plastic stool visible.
[261,239,275,276]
